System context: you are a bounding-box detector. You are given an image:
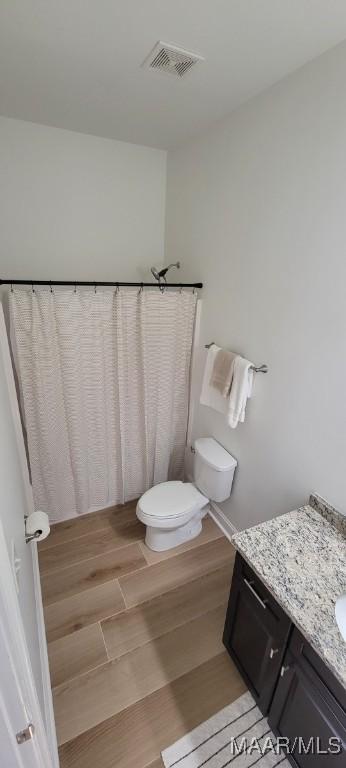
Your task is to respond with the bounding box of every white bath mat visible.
[161,691,290,768]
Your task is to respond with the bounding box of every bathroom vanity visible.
[223,494,346,767]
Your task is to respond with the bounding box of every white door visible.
[0,520,52,768]
[0,303,56,768]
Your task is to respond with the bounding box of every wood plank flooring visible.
[41,542,147,605]
[39,501,245,768]
[44,579,125,643]
[101,565,231,659]
[48,623,108,687]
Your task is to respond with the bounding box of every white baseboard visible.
[208,501,238,542]
[32,543,60,768]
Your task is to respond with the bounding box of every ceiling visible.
[1,1,346,150]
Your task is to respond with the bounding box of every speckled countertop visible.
[233,493,346,688]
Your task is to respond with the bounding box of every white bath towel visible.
[200,345,228,415]
[228,356,254,428]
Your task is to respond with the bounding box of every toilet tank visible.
[193,437,237,502]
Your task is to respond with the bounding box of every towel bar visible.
[204,342,268,373]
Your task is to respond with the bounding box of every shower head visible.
[151,266,161,281]
[150,261,181,283]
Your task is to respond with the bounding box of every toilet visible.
[136,437,237,551]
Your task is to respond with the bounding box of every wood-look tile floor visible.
[39,502,245,768]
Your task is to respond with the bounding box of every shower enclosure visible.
[10,286,198,523]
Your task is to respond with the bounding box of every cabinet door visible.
[269,631,346,768]
[223,553,291,714]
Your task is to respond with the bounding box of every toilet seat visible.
[137,481,208,527]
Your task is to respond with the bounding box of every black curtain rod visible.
[0,279,203,289]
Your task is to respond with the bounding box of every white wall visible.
[0,113,165,764]
[0,116,166,281]
[166,41,346,529]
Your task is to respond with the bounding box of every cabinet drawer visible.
[223,553,291,714]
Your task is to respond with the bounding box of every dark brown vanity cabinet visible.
[223,553,291,713]
[224,553,346,767]
[269,629,346,767]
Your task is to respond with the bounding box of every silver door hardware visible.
[269,648,279,659]
[16,723,35,744]
[244,577,267,609]
[280,665,290,677]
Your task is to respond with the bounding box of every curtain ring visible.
[94,282,97,294]
[32,282,35,294]
[10,283,13,293]
[179,284,183,294]
[74,282,77,294]
[50,281,53,294]
[138,283,143,296]
[115,283,119,295]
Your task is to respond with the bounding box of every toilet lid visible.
[138,481,207,519]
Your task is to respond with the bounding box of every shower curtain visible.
[10,288,197,522]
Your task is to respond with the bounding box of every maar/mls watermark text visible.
[229,736,342,756]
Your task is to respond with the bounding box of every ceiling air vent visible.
[143,41,204,78]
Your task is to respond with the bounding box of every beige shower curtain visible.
[10,288,197,522]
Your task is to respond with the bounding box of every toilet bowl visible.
[137,481,209,551]
[137,438,237,551]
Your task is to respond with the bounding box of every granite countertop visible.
[232,493,346,688]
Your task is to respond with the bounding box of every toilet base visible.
[145,514,203,552]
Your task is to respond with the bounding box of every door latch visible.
[16,723,35,745]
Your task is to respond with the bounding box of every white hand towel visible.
[200,345,228,415]
[209,348,236,397]
[227,356,254,428]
